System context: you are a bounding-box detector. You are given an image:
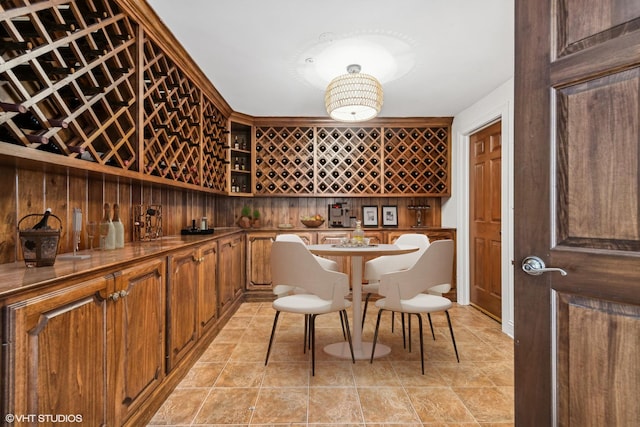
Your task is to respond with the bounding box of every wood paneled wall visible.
[0,163,441,265]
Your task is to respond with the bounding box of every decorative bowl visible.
[301,219,324,228]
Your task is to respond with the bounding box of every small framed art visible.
[362,206,378,227]
[382,205,398,227]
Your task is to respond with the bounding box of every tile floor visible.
[149,302,514,426]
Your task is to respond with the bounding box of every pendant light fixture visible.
[325,64,383,122]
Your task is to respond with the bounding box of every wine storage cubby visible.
[254,123,450,196]
[254,126,314,194]
[0,0,138,170]
[230,122,252,194]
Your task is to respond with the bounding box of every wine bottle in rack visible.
[25,133,49,144]
[36,141,62,154]
[12,112,43,130]
[0,102,27,113]
[0,40,34,52]
[7,19,41,37]
[49,118,69,129]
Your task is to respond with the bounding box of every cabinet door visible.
[4,275,112,425]
[198,241,218,333]
[231,235,245,297]
[219,235,244,313]
[246,232,276,291]
[166,248,199,371]
[113,258,165,423]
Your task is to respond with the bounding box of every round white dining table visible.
[307,243,418,360]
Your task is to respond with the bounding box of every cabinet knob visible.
[110,292,120,302]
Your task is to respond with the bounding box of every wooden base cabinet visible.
[113,259,166,423]
[4,275,112,426]
[167,242,218,371]
[4,257,166,426]
[246,232,277,291]
[219,235,245,313]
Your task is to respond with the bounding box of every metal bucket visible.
[18,213,62,267]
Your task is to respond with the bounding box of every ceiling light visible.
[325,64,383,122]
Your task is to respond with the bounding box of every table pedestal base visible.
[324,341,391,360]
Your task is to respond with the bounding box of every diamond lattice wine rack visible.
[254,124,450,196]
[0,0,138,170]
[141,35,201,185]
[254,126,315,194]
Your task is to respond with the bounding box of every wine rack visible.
[230,122,251,194]
[0,0,138,170]
[254,124,450,196]
[316,127,381,194]
[383,127,450,194]
[201,97,228,191]
[141,35,202,185]
[254,126,314,194]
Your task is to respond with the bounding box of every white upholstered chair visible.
[361,233,431,329]
[265,240,355,375]
[369,239,458,374]
[274,234,346,342]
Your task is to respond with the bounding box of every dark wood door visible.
[469,121,502,319]
[514,0,640,425]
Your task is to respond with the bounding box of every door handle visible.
[521,256,568,276]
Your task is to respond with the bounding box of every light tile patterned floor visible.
[149,302,514,426]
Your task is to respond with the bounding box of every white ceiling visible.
[146,0,514,118]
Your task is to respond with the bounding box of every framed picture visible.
[382,205,398,227]
[362,206,378,227]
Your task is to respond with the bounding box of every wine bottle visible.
[25,133,49,144]
[101,203,116,250]
[0,40,33,52]
[112,203,124,248]
[12,112,43,131]
[32,208,52,229]
[48,118,69,128]
[0,102,27,113]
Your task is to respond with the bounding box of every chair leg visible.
[362,292,372,329]
[427,313,436,340]
[445,310,460,362]
[408,314,413,353]
[341,309,356,363]
[391,311,395,333]
[340,310,347,340]
[303,314,310,353]
[415,313,425,375]
[370,309,384,364]
[309,314,316,376]
[401,312,406,348]
[265,311,281,366]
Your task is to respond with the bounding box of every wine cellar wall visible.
[1,0,452,199]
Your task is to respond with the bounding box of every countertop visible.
[0,228,242,299]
